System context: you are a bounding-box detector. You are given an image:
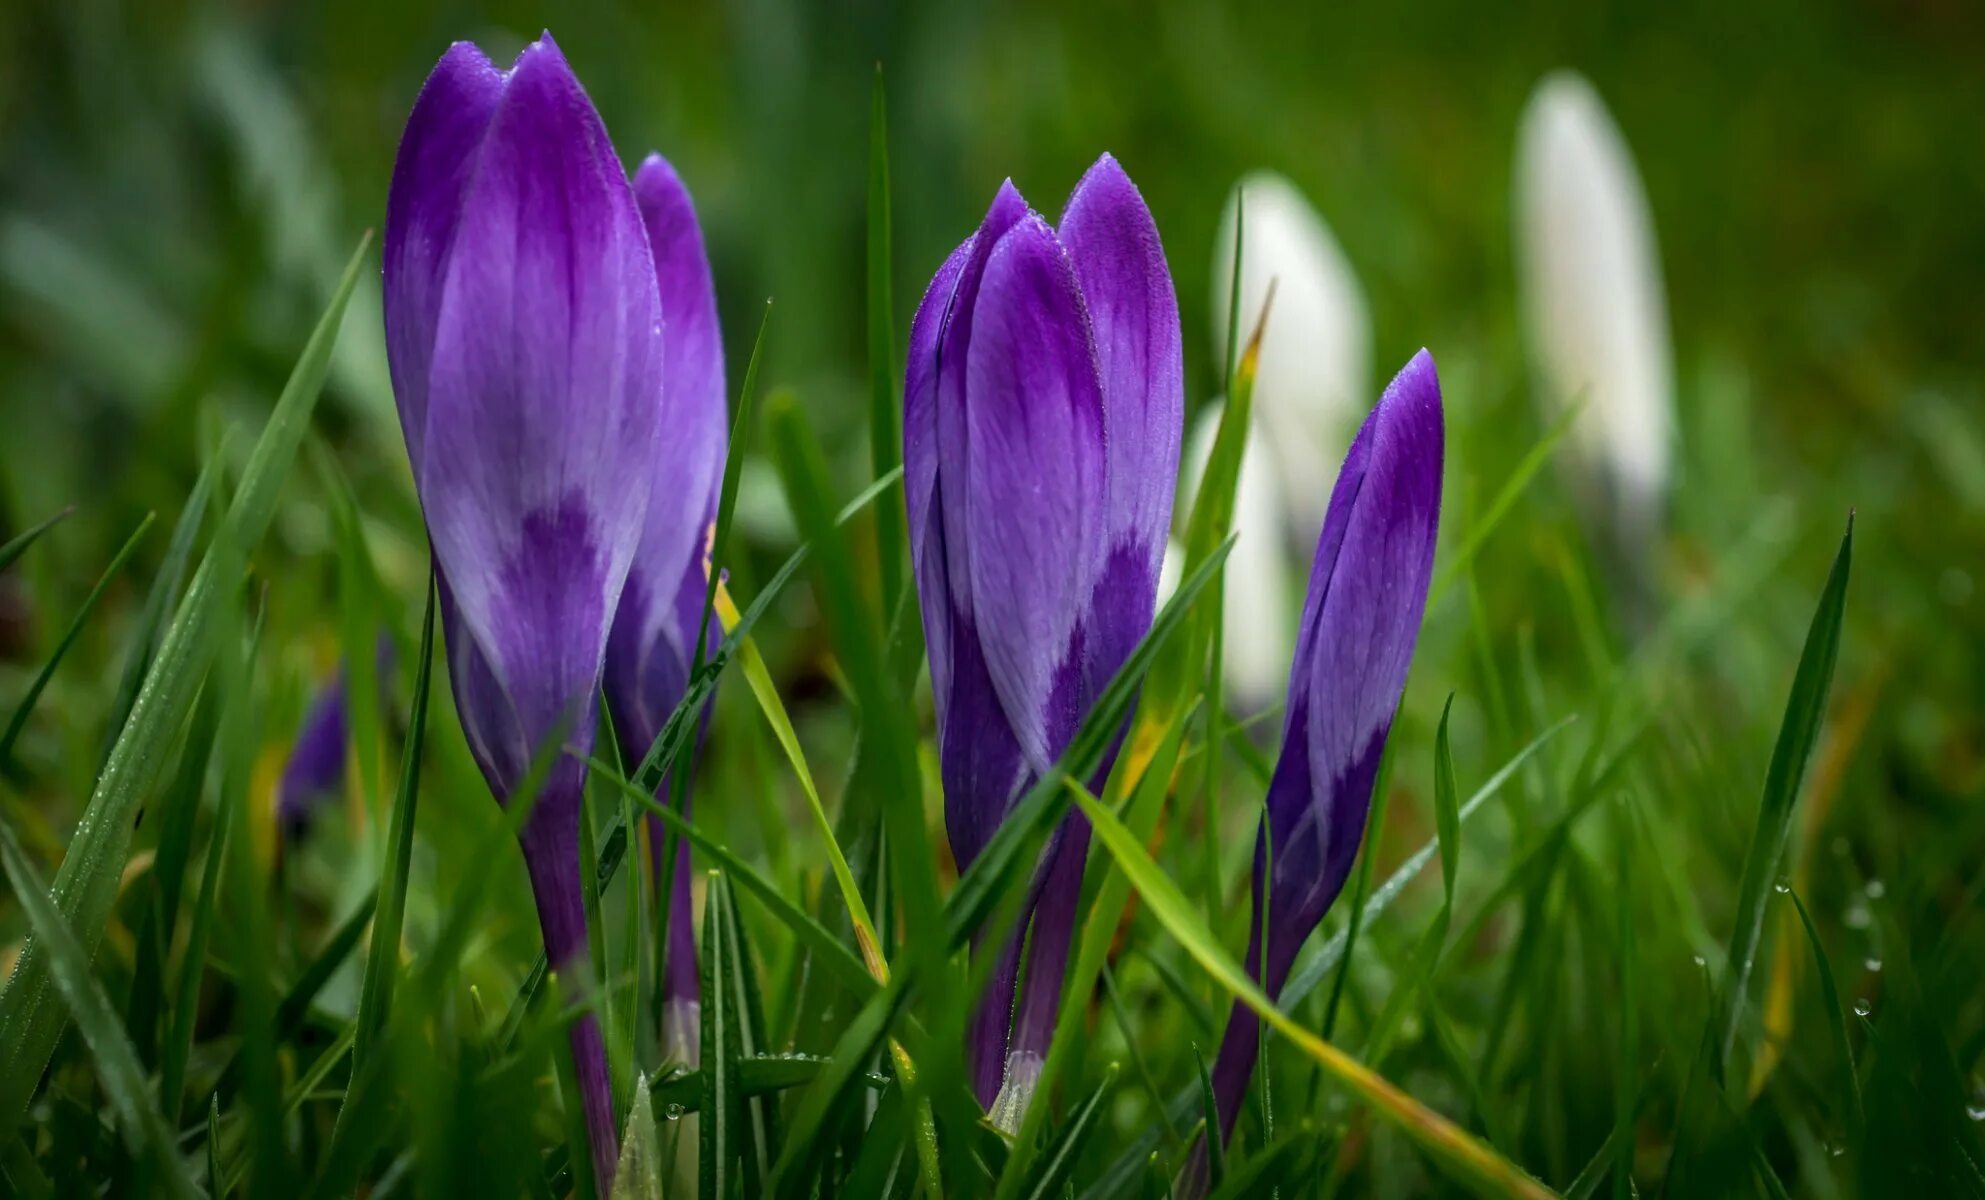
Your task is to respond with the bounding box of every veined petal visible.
[383,42,505,465]
[1213,171,1370,549]
[605,153,726,750]
[420,34,664,759]
[1058,153,1183,584]
[1265,349,1443,965]
[904,238,971,715]
[962,216,1108,772]
[1515,71,1673,531]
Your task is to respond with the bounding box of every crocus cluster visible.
[1197,351,1445,1180]
[905,155,1182,1127]
[384,34,722,1190]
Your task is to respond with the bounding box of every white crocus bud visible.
[1180,402,1293,712]
[1515,70,1674,543]
[1212,170,1371,549]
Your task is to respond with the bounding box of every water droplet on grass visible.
[1968,1105,1985,1123]
[1773,881,1791,895]
[1864,879,1885,900]
[1853,998,1872,1017]
[1863,957,1883,973]
[663,1103,686,1122]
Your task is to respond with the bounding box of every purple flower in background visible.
[275,669,350,840]
[601,153,727,1072]
[275,638,394,840]
[384,34,665,1189]
[1198,351,1444,1177]
[905,154,1183,1127]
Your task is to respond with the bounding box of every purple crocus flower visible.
[385,34,665,1189]
[275,668,349,841]
[1199,351,1444,1173]
[905,154,1183,1126]
[601,153,727,1072]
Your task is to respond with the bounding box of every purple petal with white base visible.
[384,33,660,1192]
[904,156,1182,1118]
[1192,350,1445,1189]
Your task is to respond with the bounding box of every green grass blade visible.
[865,65,905,610]
[699,872,739,1200]
[159,746,234,1123]
[0,506,71,572]
[0,512,154,771]
[103,454,221,766]
[1195,1046,1226,1187]
[1428,401,1581,603]
[1069,780,1554,1200]
[1788,888,1863,1131]
[1023,1063,1118,1200]
[610,1074,663,1200]
[1717,515,1853,1078]
[0,809,199,1200]
[345,575,435,1076]
[1280,715,1575,1012]
[0,232,370,1135]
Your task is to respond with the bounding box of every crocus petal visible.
[418,35,663,770]
[1515,71,1673,534]
[903,238,971,716]
[962,215,1108,773]
[383,42,504,466]
[1179,401,1293,709]
[1059,153,1183,595]
[1212,171,1370,549]
[1266,349,1443,962]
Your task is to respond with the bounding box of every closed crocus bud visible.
[1195,351,1443,1182]
[1212,171,1371,549]
[905,154,1182,1127]
[1515,71,1674,551]
[1179,401,1294,711]
[384,34,664,1190]
[275,669,349,841]
[602,152,727,1073]
[275,637,394,840]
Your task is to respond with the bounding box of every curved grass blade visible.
[0,809,200,1200]
[103,455,220,766]
[0,233,371,1136]
[699,872,740,1200]
[0,506,71,572]
[1195,1047,1225,1188]
[1022,1063,1118,1200]
[0,512,154,771]
[1788,889,1863,1131]
[1717,515,1853,1079]
[343,575,435,1084]
[1069,780,1554,1200]
[159,750,234,1122]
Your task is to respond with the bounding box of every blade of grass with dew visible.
[158,743,234,1123]
[0,233,370,1135]
[0,512,153,772]
[1069,780,1555,1200]
[0,807,200,1200]
[340,575,435,1102]
[1788,888,1863,1132]
[1717,515,1853,1081]
[611,1073,663,1200]
[699,871,740,1200]
[1022,1063,1118,1200]
[0,506,71,572]
[102,455,220,768]
[717,871,779,1186]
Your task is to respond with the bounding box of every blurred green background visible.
[2,0,1982,1194]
